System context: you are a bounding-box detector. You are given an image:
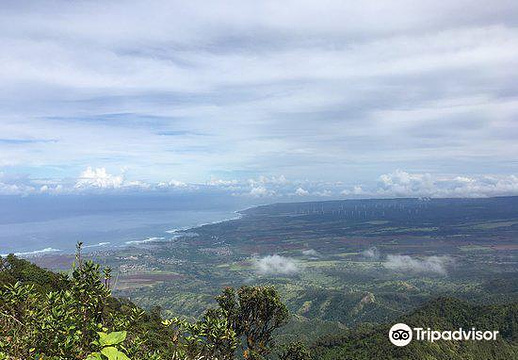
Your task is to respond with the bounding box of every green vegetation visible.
[66,197,515,331]
[2,249,518,359]
[87,331,130,360]
[2,197,518,359]
[311,298,518,359]
[0,246,291,360]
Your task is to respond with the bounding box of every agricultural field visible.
[35,196,518,338]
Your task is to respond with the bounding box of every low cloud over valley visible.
[254,255,299,276]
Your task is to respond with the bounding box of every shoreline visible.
[1,209,249,259]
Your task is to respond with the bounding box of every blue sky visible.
[1,0,518,198]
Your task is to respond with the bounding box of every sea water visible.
[0,194,244,256]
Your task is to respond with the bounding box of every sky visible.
[1,0,518,199]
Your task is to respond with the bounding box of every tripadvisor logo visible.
[389,323,413,346]
[389,323,499,347]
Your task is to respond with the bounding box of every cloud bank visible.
[2,167,517,200]
[377,170,518,198]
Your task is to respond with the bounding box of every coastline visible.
[0,209,249,259]
[169,210,245,234]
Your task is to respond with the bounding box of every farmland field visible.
[29,196,518,341]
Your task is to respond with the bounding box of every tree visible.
[217,286,289,359]
[279,341,312,360]
[163,308,238,360]
[0,251,293,360]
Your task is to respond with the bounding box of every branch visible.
[0,311,25,326]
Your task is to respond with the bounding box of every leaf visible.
[101,347,131,360]
[86,352,103,360]
[98,331,127,346]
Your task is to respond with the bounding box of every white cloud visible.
[207,178,240,187]
[313,189,332,197]
[384,255,452,275]
[0,172,36,195]
[248,175,289,186]
[375,170,518,198]
[295,187,309,196]
[0,182,28,196]
[167,180,187,187]
[249,186,275,197]
[254,255,299,275]
[341,185,364,196]
[39,184,64,194]
[157,179,188,189]
[75,167,124,189]
[378,170,435,196]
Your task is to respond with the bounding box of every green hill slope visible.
[311,297,518,360]
[2,253,517,359]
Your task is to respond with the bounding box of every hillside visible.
[65,195,516,337]
[311,297,518,360]
[2,254,518,359]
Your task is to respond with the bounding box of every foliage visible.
[217,286,289,358]
[0,245,289,360]
[1,242,517,359]
[0,254,67,291]
[0,244,174,359]
[310,297,518,360]
[278,342,312,360]
[0,254,134,359]
[163,309,238,359]
[87,331,130,360]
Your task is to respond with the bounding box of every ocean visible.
[0,194,245,256]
